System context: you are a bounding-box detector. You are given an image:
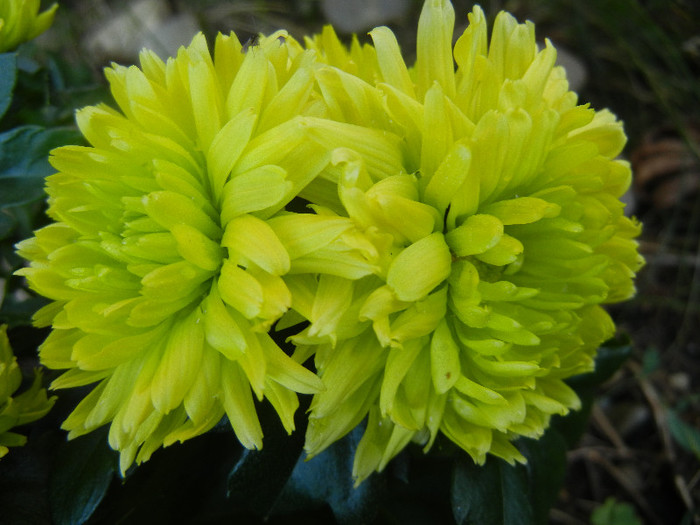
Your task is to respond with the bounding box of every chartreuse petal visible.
[353,407,415,484]
[221,360,263,450]
[423,143,472,215]
[380,338,423,418]
[206,108,257,202]
[201,284,246,361]
[220,165,291,224]
[387,233,451,301]
[150,309,205,413]
[415,0,456,99]
[222,214,290,275]
[369,26,415,98]
[268,214,355,260]
[218,260,263,319]
[446,214,503,256]
[171,223,224,271]
[430,319,461,394]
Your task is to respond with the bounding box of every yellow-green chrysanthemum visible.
[0,0,57,52]
[15,31,327,473]
[1,325,55,459]
[271,0,644,483]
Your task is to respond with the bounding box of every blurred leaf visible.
[667,408,700,461]
[590,497,642,525]
[0,52,17,121]
[273,425,385,525]
[49,427,118,525]
[680,509,697,525]
[0,288,47,327]
[641,347,661,376]
[451,455,533,525]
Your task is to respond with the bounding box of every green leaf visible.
[0,53,18,121]
[0,125,80,237]
[85,425,242,524]
[0,126,79,199]
[451,455,534,525]
[49,427,118,525]
[379,451,456,525]
[667,408,700,460]
[225,400,307,517]
[517,428,568,525]
[591,497,642,525]
[273,425,386,525]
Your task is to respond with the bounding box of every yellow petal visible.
[430,319,461,394]
[221,360,263,450]
[222,214,290,275]
[151,309,205,413]
[217,260,263,319]
[387,233,451,301]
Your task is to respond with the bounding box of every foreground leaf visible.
[225,400,308,517]
[49,428,118,525]
[451,455,533,525]
[0,125,80,238]
[517,429,568,525]
[273,425,386,525]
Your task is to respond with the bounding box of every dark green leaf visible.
[0,125,79,236]
[225,400,308,517]
[451,455,533,525]
[273,425,385,525]
[49,427,118,525]
[0,52,18,121]
[85,427,242,524]
[0,126,79,197]
[517,428,568,525]
[379,450,455,525]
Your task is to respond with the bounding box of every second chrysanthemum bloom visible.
[16,31,326,473]
[274,0,644,483]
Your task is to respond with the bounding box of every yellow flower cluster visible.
[16,0,643,482]
[1,325,56,459]
[0,0,57,53]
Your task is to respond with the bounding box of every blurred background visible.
[10,0,700,523]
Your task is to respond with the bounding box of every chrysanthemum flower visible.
[1,325,55,459]
[272,0,644,483]
[0,0,58,52]
[15,31,326,473]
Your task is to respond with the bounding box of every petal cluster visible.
[0,0,57,52]
[16,32,325,473]
[281,0,644,482]
[1,325,56,459]
[15,0,644,483]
